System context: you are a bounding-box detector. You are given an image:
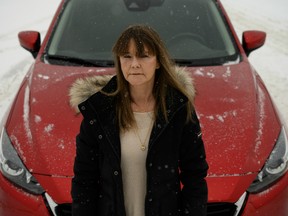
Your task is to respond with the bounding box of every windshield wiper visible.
[174,59,195,66]
[44,54,114,67]
[174,54,241,66]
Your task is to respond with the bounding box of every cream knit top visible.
[120,112,154,216]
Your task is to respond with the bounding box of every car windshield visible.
[45,0,239,66]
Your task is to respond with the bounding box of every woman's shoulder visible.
[173,66,196,102]
[69,75,115,113]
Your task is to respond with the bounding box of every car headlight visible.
[0,128,45,195]
[248,126,288,193]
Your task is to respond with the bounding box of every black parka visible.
[71,75,209,216]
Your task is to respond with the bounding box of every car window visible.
[46,0,239,66]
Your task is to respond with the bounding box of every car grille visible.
[207,203,237,215]
[47,203,240,216]
[55,204,71,216]
[45,192,246,216]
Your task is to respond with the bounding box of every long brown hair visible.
[110,24,193,131]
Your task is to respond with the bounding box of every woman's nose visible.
[131,57,140,68]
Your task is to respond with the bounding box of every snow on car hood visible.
[6,62,114,177]
[190,61,280,177]
[6,61,280,180]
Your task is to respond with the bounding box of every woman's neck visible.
[130,86,155,112]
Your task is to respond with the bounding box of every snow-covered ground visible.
[0,0,287,125]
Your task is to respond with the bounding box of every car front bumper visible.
[0,171,287,216]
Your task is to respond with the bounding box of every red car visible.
[0,0,287,215]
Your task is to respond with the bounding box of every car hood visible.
[6,60,280,194]
[6,62,115,177]
[190,62,279,176]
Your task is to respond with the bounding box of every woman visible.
[70,25,208,216]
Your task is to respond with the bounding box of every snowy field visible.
[0,0,287,126]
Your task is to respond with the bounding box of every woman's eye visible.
[123,55,131,58]
[140,54,149,58]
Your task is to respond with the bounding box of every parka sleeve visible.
[179,111,209,216]
[71,119,100,215]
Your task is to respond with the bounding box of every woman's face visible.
[119,39,159,88]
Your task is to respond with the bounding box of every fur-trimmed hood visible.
[69,67,195,113]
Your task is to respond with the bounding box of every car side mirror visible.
[242,30,266,57]
[18,31,41,58]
